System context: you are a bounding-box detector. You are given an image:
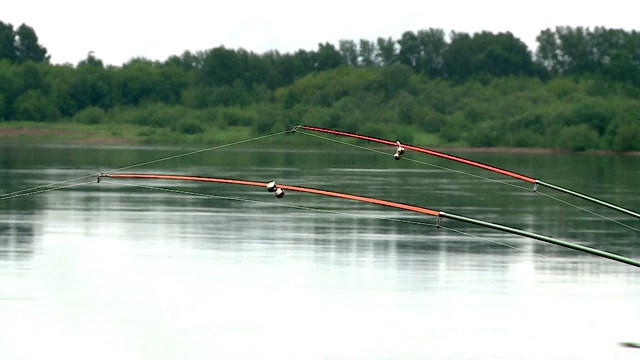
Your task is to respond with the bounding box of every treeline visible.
[0,21,639,151]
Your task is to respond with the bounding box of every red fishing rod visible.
[294,125,640,220]
[98,172,640,268]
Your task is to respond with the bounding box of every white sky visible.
[4,0,638,66]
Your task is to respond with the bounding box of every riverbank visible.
[0,122,255,146]
[0,122,132,145]
[1,122,638,156]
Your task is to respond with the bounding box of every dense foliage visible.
[1,20,639,151]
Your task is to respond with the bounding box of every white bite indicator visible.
[266,181,278,192]
[267,181,285,198]
[394,141,405,160]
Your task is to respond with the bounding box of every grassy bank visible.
[0,121,448,148]
[3,121,639,157]
[0,121,259,146]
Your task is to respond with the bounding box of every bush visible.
[14,89,59,121]
[505,130,545,148]
[439,111,471,143]
[555,124,600,151]
[72,106,105,124]
[137,104,188,128]
[176,119,204,134]
[221,107,257,126]
[467,122,503,147]
[612,124,640,152]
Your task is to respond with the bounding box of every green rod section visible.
[440,211,640,268]
[537,180,640,220]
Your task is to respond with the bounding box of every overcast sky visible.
[4,0,638,66]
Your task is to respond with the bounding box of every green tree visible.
[49,64,79,117]
[534,26,640,82]
[602,29,640,86]
[117,58,162,105]
[0,21,17,62]
[201,46,241,86]
[264,50,316,88]
[442,32,472,82]
[239,48,274,87]
[380,64,412,99]
[72,52,112,109]
[315,42,343,71]
[397,31,420,70]
[164,50,203,70]
[358,39,376,67]
[535,28,563,73]
[444,31,534,82]
[612,123,640,151]
[555,26,596,74]
[339,39,359,67]
[15,24,49,63]
[18,61,47,91]
[376,37,397,66]
[416,28,447,77]
[14,89,58,121]
[555,124,599,151]
[397,28,447,77]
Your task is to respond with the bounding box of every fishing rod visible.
[293,125,640,220]
[98,172,640,268]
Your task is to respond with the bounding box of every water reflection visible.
[0,214,36,262]
[0,145,639,359]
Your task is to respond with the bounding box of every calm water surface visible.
[1,144,639,359]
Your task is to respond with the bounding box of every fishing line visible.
[105,129,292,174]
[296,129,539,191]
[0,129,292,202]
[534,189,640,233]
[295,128,640,232]
[295,125,640,221]
[0,180,97,201]
[103,181,601,273]
[0,174,100,201]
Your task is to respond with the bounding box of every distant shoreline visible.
[1,124,639,156]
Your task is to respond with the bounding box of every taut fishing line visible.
[294,128,640,234]
[0,129,292,202]
[105,129,292,174]
[0,180,98,201]
[296,129,541,191]
[0,175,99,201]
[534,189,640,233]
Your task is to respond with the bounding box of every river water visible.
[1,143,639,359]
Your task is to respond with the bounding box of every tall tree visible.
[442,31,472,82]
[443,31,534,82]
[416,28,447,77]
[339,39,359,67]
[72,52,111,109]
[358,39,376,67]
[376,37,397,66]
[201,46,242,86]
[0,21,17,62]
[397,31,420,69]
[535,26,640,84]
[534,28,563,73]
[164,50,203,70]
[15,24,49,63]
[397,28,447,76]
[314,42,343,71]
[555,26,595,74]
[608,30,640,85]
